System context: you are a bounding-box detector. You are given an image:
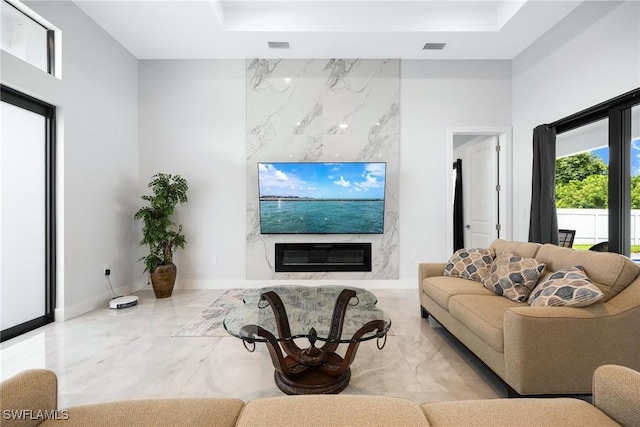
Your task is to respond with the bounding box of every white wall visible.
[512,0,640,240]
[138,60,246,288]
[399,61,512,278]
[1,1,139,319]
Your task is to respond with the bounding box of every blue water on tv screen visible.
[258,162,387,234]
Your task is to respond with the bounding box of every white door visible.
[464,136,499,248]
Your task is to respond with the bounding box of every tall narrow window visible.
[1,86,56,342]
[556,119,609,250]
[629,105,640,257]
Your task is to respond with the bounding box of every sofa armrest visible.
[593,365,640,427]
[503,304,640,394]
[0,369,57,427]
[418,263,447,283]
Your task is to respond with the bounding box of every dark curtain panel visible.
[528,125,559,244]
[453,159,464,251]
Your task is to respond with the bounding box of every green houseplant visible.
[134,173,188,298]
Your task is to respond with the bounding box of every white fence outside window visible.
[557,209,640,246]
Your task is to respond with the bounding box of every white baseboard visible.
[55,284,135,321]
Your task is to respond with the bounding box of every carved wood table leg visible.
[240,289,388,395]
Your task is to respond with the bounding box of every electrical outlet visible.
[103,265,111,276]
[410,256,416,264]
[211,256,217,265]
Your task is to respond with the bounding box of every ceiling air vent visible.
[268,41,290,49]
[423,42,446,50]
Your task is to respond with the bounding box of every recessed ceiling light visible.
[423,42,446,50]
[268,41,290,49]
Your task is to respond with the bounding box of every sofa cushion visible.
[536,244,640,302]
[448,295,526,352]
[443,247,495,283]
[421,398,620,427]
[529,266,604,307]
[236,395,430,427]
[490,238,542,259]
[46,398,245,427]
[422,276,496,311]
[483,253,546,302]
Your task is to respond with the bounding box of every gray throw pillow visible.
[529,266,604,307]
[483,252,545,302]
[443,248,495,283]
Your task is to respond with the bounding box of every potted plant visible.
[134,173,188,298]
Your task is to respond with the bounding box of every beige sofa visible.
[1,365,639,426]
[419,239,640,396]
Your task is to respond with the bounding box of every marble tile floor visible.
[0,288,507,408]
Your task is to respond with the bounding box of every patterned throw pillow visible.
[483,253,546,302]
[443,248,495,283]
[528,266,604,307]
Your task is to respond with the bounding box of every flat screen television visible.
[258,162,386,234]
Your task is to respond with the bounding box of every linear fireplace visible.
[275,243,372,272]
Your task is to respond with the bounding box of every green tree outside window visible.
[556,152,640,208]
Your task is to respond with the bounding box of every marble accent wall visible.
[246,59,399,280]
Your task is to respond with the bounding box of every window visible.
[630,105,640,254]
[556,119,609,250]
[1,0,56,75]
[551,88,640,256]
[1,85,56,342]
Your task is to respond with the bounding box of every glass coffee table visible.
[223,285,391,395]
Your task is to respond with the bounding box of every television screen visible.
[258,162,386,234]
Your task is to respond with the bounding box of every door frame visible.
[446,127,512,255]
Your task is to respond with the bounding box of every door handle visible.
[465,225,471,229]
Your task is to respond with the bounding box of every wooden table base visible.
[240,289,387,395]
[275,368,351,395]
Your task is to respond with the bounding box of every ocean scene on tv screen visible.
[258,162,386,234]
